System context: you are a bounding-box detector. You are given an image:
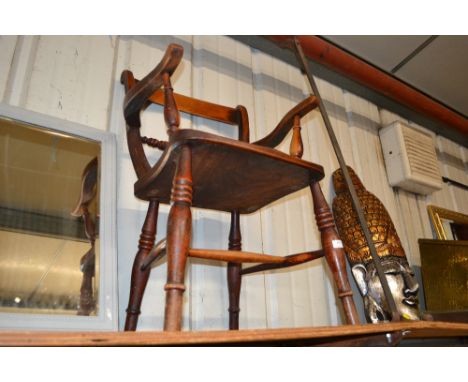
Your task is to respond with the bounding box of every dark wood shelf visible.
[1,321,467,346]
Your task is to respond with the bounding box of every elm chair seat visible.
[135,128,325,213]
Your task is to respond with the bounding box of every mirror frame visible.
[427,205,468,240]
[0,103,117,331]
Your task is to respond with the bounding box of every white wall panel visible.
[24,36,115,130]
[252,50,345,327]
[190,36,233,330]
[312,79,354,325]
[437,135,468,187]
[1,35,467,331]
[450,183,468,213]
[2,36,39,107]
[253,52,296,328]
[430,182,455,210]
[0,36,17,101]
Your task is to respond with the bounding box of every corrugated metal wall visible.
[1,35,467,330]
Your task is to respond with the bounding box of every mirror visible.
[428,205,468,240]
[0,104,116,330]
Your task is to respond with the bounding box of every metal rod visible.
[140,239,167,271]
[292,37,400,322]
[391,36,438,73]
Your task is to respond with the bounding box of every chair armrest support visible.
[122,43,184,128]
[253,96,318,148]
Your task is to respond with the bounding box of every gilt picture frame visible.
[427,205,468,240]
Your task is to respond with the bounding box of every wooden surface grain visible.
[1,321,467,346]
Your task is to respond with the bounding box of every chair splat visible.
[162,72,180,134]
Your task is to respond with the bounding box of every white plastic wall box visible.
[379,121,442,195]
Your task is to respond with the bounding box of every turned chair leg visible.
[124,200,159,331]
[310,181,360,325]
[164,145,192,331]
[227,211,242,330]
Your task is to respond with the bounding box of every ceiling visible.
[322,36,468,119]
[230,35,468,144]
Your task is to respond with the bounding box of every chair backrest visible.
[147,89,250,142]
[121,43,320,181]
[120,44,250,181]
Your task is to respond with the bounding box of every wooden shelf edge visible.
[0,321,467,346]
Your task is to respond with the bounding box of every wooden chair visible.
[121,43,359,331]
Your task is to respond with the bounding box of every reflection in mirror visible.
[0,116,100,316]
[428,205,468,240]
[71,157,99,315]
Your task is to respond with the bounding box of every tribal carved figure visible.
[332,166,420,323]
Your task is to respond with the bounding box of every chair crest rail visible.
[122,44,183,128]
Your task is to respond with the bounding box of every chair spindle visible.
[289,114,303,158]
[162,72,180,134]
[141,136,168,150]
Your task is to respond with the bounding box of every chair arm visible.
[121,43,184,128]
[253,96,318,148]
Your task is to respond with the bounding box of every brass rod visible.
[292,37,400,322]
[140,239,167,271]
